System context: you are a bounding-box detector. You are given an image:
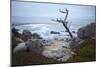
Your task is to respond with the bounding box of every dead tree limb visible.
[52,8,73,38]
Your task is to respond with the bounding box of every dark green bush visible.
[12,52,60,66]
[12,34,21,50]
[67,39,96,62]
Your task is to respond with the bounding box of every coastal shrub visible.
[12,27,20,37]
[12,34,21,50]
[12,52,60,66]
[67,39,96,62]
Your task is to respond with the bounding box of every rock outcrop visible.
[77,23,96,39]
[25,39,43,54]
[21,30,32,41]
[13,39,44,54]
[42,40,74,62]
[32,33,42,39]
[50,31,60,34]
[13,42,27,53]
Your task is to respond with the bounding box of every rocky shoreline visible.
[12,22,96,65]
[13,35,75,62]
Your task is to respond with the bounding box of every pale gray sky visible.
[12,1,96,23]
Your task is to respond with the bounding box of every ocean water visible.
[14,23,68,39]
[12,17,95,40]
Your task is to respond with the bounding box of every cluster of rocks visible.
[12,28,44,54]
[13,39,44,54]
[42,40,74,62]
[12,22,96,62]
[12,29,74,62]
[20,30,42,41]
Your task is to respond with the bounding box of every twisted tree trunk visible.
[61,9,73,38]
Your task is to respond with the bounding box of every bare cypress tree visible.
[51,8,73,38]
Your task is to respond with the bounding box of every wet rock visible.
[32,33,42,39]
[72,31,76,34]
[50,31,60,34]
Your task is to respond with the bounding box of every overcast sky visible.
[12,1,96,23]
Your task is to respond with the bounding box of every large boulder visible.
[77,23,96,39]
[32,33,42,39]
[25,39,43,54]
[13,42,27,53]
[50,31,60,34]
[21,30,32,41]
[13,39,44,54]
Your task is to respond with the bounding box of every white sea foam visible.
[15,24,74,40]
